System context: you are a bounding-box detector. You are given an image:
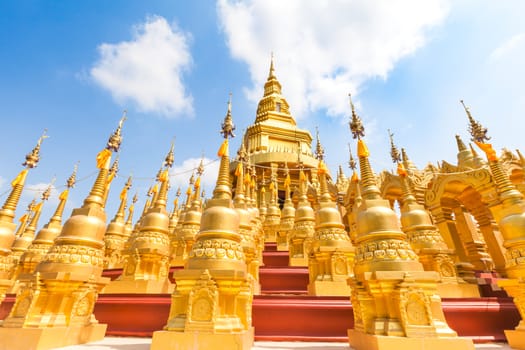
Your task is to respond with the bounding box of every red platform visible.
[0,245,520,343]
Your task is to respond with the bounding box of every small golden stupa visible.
[346,96,474,350]
[263,176,281,243]
[8,184,50,292]
[171,174,200,267]
[13,167,77,283]
[246,163,263,292]
[389,132,480,298]
[103,176,132,269]
[307,155,354,296]
[0,132,45,305]
[104,145,174,294]
[276,164,294,252]
[10,194,47,274]
[457,101,525,349]
[151,99,253,350]
[167,187,181,254]
[0,117,124,350]
[289,167,315,266]
[233,137,259,294]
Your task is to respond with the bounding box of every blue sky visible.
[1,0,524,225]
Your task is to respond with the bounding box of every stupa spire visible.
[315,127,325,161]
[455,134,468,152]
[84,114,125,208]
[348,94,380,199]
[213,94,236,201]
[3,130,46,214]
[49,164,77,226]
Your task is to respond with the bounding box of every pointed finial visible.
[237,137,247,162]
[349,94,365,139]
[388,129,401,164]
[23,129,48,168]
[197,157,205,176]
[41,180,54,201]
[348,143,356,170]
[66,163,78,188]
[461,100,490,143]
[221,93,236,139]
[269,52,276,79]
[110,156,119,175]
[315,127,325,161]
[455,134,468,151]
[107,111,126,152]
[164,139,175,168]
[517,149,525,166]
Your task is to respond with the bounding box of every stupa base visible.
[505,329,525,349]
[347,329,474,350]
[102,278,174,294]
[289,256,308,267]
[0,278,13,304]
[151,327,254,350]
[307,279,351,296]
[437,282,480,298]
[276,243,289,251]
[171,257,187,267]
[0,323,107,350]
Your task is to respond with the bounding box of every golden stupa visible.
[307,155,355,296]
[276,164,294,252]
[8,184,50,293]
[103,176,132,269]
[346,96,474,350]
[167,187,181,260]
[454,101,525,349]
[233,137,260,294]
[289,167,315,266]
[104,145,174,294]
[386,131,480,298]
[12,167,77,285]
[151,98,253,350]
[0,132,45,306]
[0,117,124,350]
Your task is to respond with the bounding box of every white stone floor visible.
[56,337,513,350]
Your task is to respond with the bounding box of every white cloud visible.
[169,157,220,199]
[217,0,448,118]
[90,16,194,118]
[490,33,525,61]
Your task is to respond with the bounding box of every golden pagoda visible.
[346,96,473,350]
[276,164,294,251]
[103,176,132,269]
[8,184,50,290]
[0,117,124,350]
[233,137,260,294]
[263,176,281,243]
[0,132,45,306]
[13,167,77,283]
[123,193,138,254]
[289,167,315,266]
[171,174,199,267]
[455,101,525,349]
[104,145,174,294]
[246,162,263,292]
[167,187,181,253]
[151,99,253,350]
[388,132,480,298]
[307,155,354,296]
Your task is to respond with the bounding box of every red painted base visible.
[0,294,519,343]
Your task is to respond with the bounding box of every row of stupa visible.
[0,59,524,350]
